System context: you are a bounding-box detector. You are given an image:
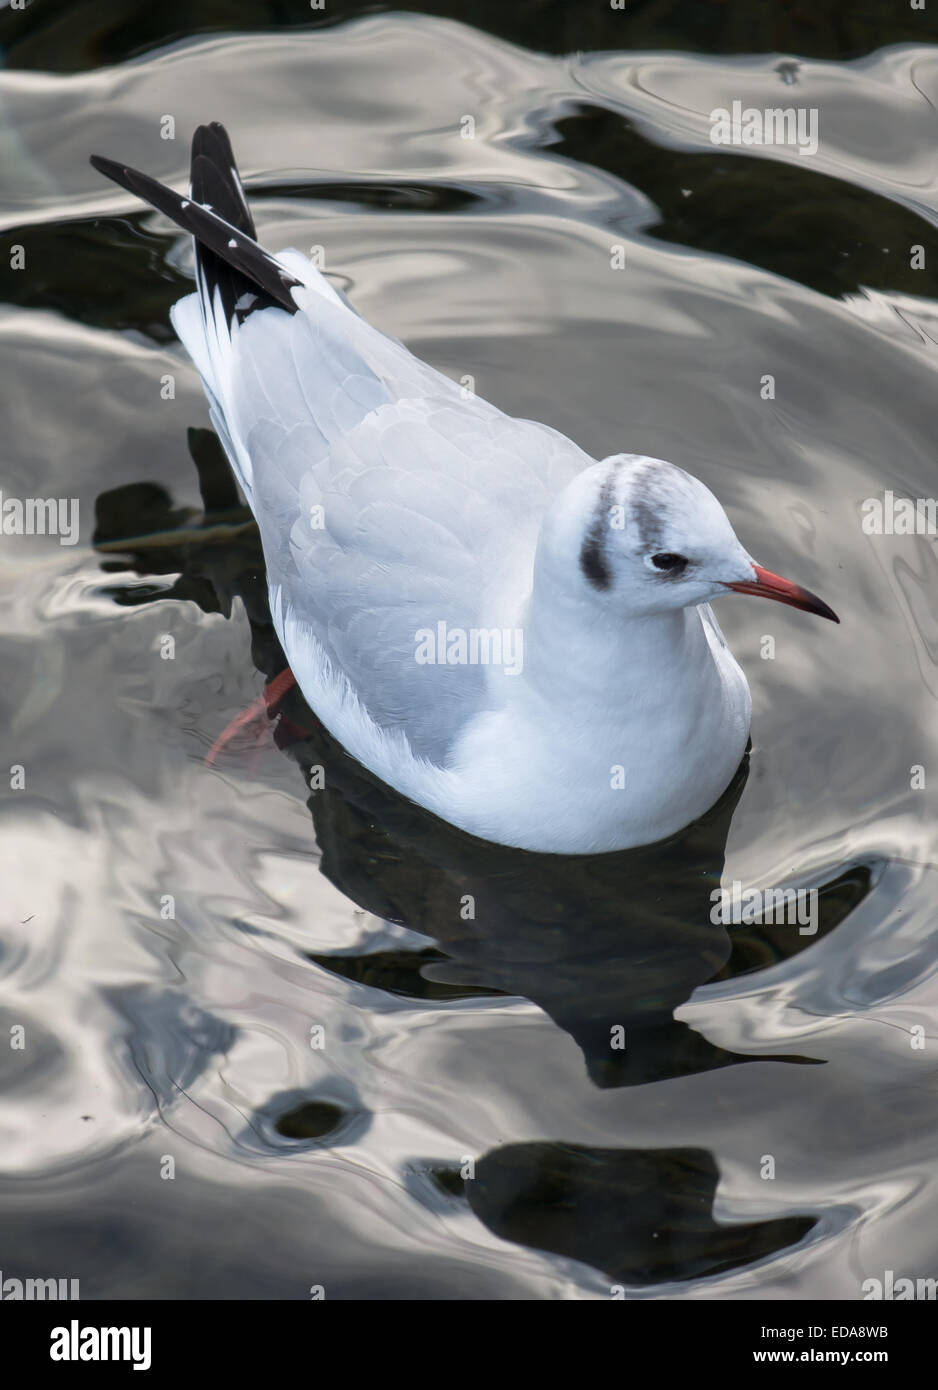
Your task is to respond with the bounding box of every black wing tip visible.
[89,153,159,205]
[89,152,125,181]
[89,137,303,319]
[192,121,235,157]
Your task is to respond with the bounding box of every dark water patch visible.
[469,1142,817,1287]
[2,216,190,341]
[547,105,938,301]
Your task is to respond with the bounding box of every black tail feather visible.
[90,123,301,319]
[190,123,256,237]
[188,123,272,326]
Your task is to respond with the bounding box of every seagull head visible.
[540,454,838,623]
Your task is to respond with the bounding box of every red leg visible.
[205,667,298,767]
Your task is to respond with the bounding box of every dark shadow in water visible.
[293,725,788,1093]
[547,106,938,302]
[95,426,862,1279]
[467,1142,815,1288]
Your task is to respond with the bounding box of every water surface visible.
[2,4,938,1299]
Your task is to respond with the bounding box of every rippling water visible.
[2,2,938,1299]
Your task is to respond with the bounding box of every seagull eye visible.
[651,552,688,574]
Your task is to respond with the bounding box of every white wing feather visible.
[174,249,595,762]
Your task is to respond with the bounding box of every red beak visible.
[725,565,839,623]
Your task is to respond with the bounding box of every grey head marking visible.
[629,459,670,554]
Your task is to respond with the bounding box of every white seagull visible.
[91,124,837,855]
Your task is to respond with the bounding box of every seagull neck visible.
[518,575,702,714]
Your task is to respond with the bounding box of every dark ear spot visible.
[579,464,621,591]
[580,533,611,589]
